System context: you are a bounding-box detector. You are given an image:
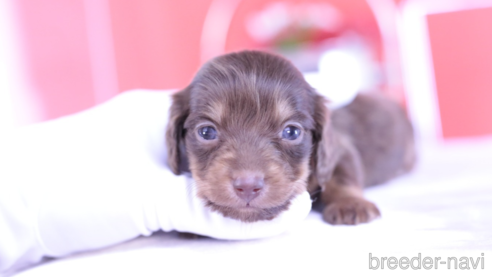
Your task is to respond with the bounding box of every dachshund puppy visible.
[166,50,415,225]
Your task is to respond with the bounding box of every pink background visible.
[5,0,492,139]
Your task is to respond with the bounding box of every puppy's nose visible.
[233,176,264,203]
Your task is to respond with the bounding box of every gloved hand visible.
[0,90,312,274]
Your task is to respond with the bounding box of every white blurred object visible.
[0,90,312,275]
[0,0,16,131]
[0,0,42,134]
[304,49,364,109]
[83,0,119,104]
[200,0,242,64]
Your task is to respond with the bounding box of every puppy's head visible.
[166,51,328,222]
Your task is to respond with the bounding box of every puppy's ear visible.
[166,86,191,175]
[311,93,338,185]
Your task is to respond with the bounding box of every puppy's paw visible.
[322,198,380,225]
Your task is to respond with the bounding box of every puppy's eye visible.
[282,126,301,140]
[198,126,217,140]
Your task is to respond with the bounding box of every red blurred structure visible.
[13,0,383,119]
[428,7,492,138]
[7,0,492,139]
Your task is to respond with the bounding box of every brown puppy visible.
[166,50,415,225]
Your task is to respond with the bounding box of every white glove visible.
[0,90,312,274]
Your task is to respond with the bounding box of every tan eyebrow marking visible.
[202,99,225,124]
[275,97,296,123]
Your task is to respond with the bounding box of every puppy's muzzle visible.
[232,174,265,203]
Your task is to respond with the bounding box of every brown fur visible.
[166,50,415,224]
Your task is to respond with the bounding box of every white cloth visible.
[0,90,312,275]
[9,136,492,277]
